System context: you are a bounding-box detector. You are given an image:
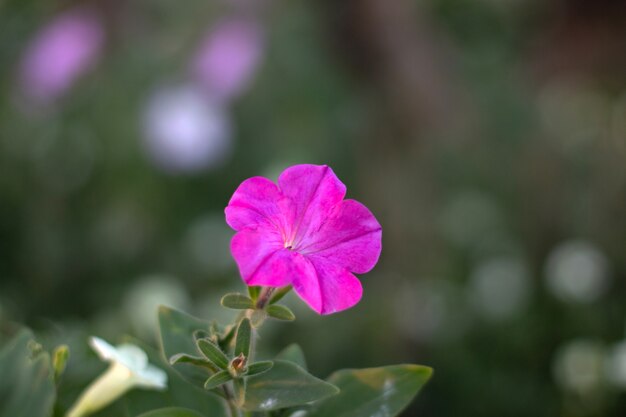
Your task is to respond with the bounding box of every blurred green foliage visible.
[1,0,625,416]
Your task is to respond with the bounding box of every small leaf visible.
[221,293,254,310]
[52,344,69,382]
[248,286,261,301]
[169,353,217,371]
[193,329,210,341]
[204,370,233,390]
[307,364,433,417]
[219,324,236,350]
[247,361,273,377]
[269,285,292,304]
[275,344,307,370]
[267,304,295,321]
[242,360,339,411]
[136,407,206,417]
[235,318,252,358]
[196,339,229,370]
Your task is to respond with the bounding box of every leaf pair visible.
[221,286,295,322]
[194,318,273,392]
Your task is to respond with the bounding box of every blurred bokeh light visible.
[1,0,625,416]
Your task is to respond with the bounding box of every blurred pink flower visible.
[19,8,104,103]
[225,164,382,315]
[191,18,263,102]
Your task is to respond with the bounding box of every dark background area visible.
[1,0,625,416]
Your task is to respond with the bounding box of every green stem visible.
[222,384,242,417]
[255,287,275,309]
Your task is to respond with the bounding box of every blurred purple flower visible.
[226,164,383,315]
[19,8,104,104]
[142,84,232,174]
[191,18,264,102]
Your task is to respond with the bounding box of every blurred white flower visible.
[66,337,167,417]
[123,275,191,339]
[191,18,264,102]
[553,339,605,394]
[19,7,104,105]
[468,257,531,321]
[605,341,626,389]
[142,84,232,173]
[545,240,610,303]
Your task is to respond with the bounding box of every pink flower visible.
[225,164,382,315]
[19,8,104,104]
[191,18,264,102]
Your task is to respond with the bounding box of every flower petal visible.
[300,199,382,274]
[278,165,346,246]
[115,344,148,371]
[89,337,117,362]
[135,364,168,389]
[293,256,363,315]
[225,176,292,234]
[231,228,300,287]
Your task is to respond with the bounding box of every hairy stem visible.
[222,383,242,417]
[256,287,275,309]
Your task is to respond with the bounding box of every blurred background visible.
[1,0,625,416]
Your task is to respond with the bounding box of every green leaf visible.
[136,407,207,417]
[52,344,69,382]
[246,361,273,377]
[193,329,210,342]
[158,306,213,385]
[242,360,339,411]
[266,305,295,321]
[0,329,56,417]
[275,344,307,370]
[197,339,229,370]
[221,293,254,310]
[122,338,227,417]
[307,364,433,417]
[158,306,211,357]
[204,370,233,390]
[169,353,215,370]
[269,285,292,304]
[218,324,236,350]
[235,318,252,358]
[247,286,261,301]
